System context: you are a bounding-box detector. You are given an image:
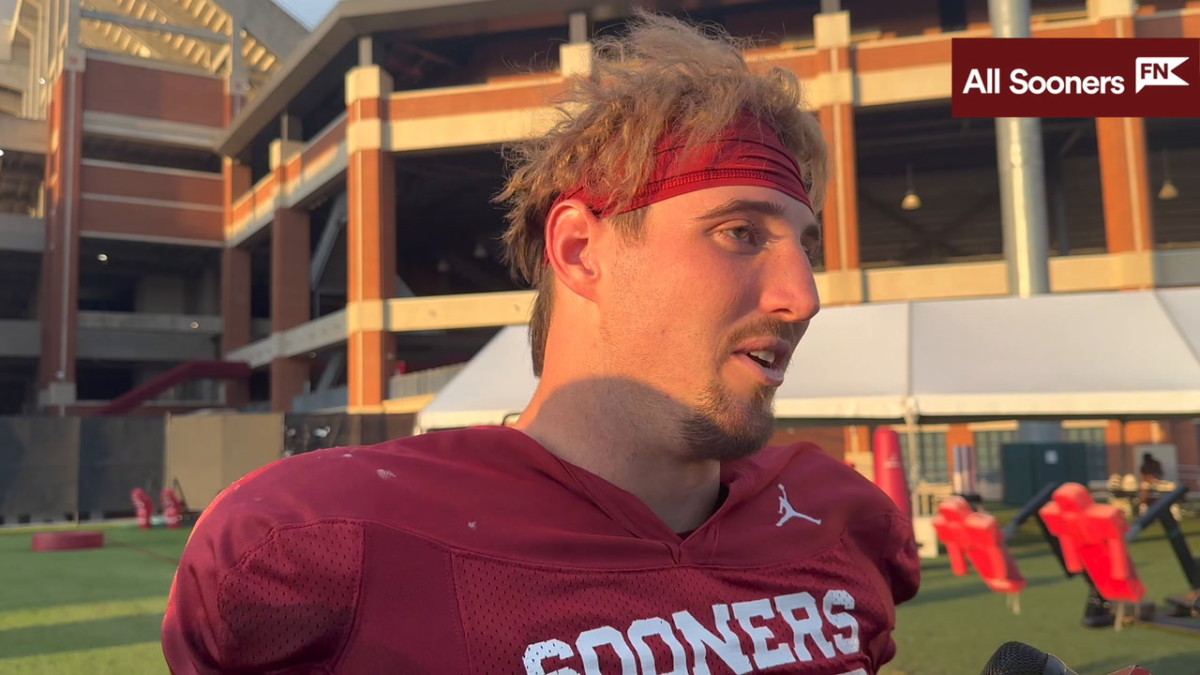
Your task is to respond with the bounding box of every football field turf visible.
[0,524,186,674]
[2,508,1199,674]
[883,504,1200,675]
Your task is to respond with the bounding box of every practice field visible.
[3,508,1199,674]
[884,505,1200,675]
[0,524,187,674]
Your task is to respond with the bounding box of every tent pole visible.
[905,411,922,517]
[1120,418,1128,474]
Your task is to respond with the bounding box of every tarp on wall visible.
[78,416,165,515]
[0,416,81,520]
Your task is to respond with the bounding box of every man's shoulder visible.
[750,441,912,545]
[195,426,531,536]
[752,441,921,602]
[759,441,893,507]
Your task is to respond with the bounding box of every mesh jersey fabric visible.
[162,426,920,674]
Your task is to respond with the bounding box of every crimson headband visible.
[554,112,811,218]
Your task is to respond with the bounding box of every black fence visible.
[0,413,414,525]
[284,413,415,457]
[0,416,86,524]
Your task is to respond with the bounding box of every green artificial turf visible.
[0,524,187,674]
[884,504,1200,675]
[3,506,1199,674]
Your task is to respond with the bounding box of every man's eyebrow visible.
[693,198,787,221]
[694,197,821,241]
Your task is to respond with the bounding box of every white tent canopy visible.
[415,324,539,432]
[415,289,1200,432]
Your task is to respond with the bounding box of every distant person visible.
[1139,452,1164,481]
[1138,452,1164,508]
[162,11,919,674]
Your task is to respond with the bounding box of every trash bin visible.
[1000,442,1090,505]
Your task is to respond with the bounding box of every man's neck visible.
[514,382,723,534]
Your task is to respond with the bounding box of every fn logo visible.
[1135,56,1190,93]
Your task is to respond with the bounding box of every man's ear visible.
[544,199,603,303]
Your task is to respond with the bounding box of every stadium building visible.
[2,0,1198,506]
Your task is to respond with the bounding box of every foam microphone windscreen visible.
[981,641,1077,675]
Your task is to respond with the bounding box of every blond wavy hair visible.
[495,10,828,376]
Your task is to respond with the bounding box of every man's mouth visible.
[731,339,792,386]
[746,350,777,369]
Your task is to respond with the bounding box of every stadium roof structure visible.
[415,288,1200,432]
[214,0,594,156]
[4,0,306,95]
[0,0,306,212]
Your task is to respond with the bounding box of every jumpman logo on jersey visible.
[776,484,822,527]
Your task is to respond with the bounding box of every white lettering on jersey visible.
[823,590,861,656]
[524,638,582,675]
[731,598,795,670]
[672,604,753,675]
[627,617,688,675]
[523,590,864,675]
[577,626,637,675]
[774,592,837,662]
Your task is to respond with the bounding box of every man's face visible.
[596,185,821,461]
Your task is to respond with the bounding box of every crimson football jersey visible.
[162,426,919,674]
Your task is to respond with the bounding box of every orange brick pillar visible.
[221,158,253,408]
[1106,420,1164,475]
[345,65,397,410]
[1094,9,1155,290]
[1166,420,1200,489]
[270,208,312,412]
[814,11,863,306]
[38,63,85,413]
[947,424,975,490]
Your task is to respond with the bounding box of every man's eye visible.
[723,224,760,246]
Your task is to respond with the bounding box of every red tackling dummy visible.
[131,487,154,529]
[161,488,183,529]
[1038,483,1146,604]
[933,497,1026,594]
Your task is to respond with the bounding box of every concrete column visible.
[345,65,397,410]
[990,0,1051,298]
[814,10,863,305]
[220,157,253,407]
[270,208,311,412]
[225,13,249,124]
[37,65,85,413]
[220,246,252,407]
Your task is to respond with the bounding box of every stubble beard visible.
[680,379,776,462]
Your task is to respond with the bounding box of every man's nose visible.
[760,240,820,323]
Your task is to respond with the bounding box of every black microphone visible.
[980,641,1078,675]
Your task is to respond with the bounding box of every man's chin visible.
[681,407,775,462]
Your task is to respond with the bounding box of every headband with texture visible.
[556,112,811,218]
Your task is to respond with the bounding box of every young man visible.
[163,12,919,674]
